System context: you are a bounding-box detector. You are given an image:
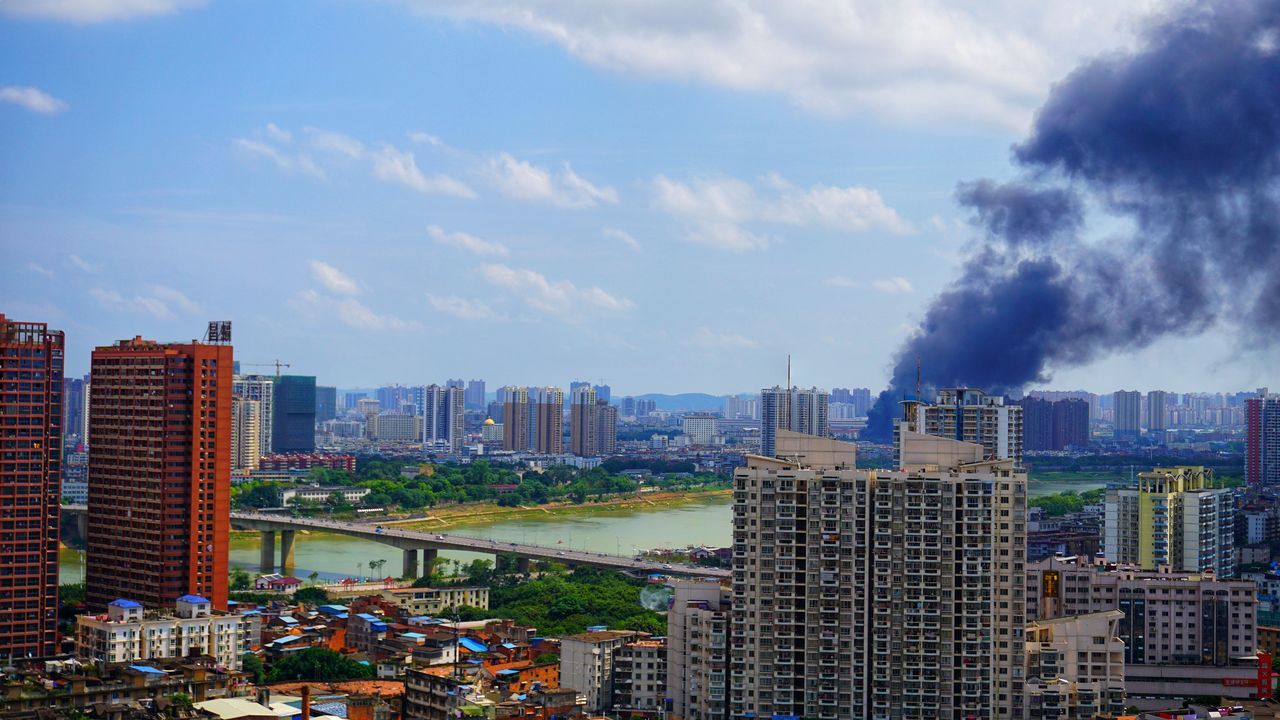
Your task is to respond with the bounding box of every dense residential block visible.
[1103,466,1235,576]
[897,387,1024,467]
[76,596,243,670]
[0,313,64,661]
[86,336,233,610]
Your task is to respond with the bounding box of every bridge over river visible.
[60,505,729,581]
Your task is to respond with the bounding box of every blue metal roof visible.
[356,613,381,621]
[458,637,487,653]
[128,665,166,674]
[109,599,142,609]
[176,595,209,604]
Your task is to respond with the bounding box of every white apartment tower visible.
[731,430,1027,719]
[230,396,261,472]
[1103,466,1235,577]
[419,384,465,452]
[896,387,1024,468]
[232,375,273,455]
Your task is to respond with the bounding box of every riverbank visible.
[227,487,733,539]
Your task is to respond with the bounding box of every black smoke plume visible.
[864,0,1280,441]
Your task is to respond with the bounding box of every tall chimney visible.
[301,685,311,720]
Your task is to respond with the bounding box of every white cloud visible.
[26,262,54,278]
[480,264,633,317]
[654,172,907,250]
[603,227,642,251]
[372,144,477,198]
[0,86,68,114]
[335,298,418,331]
[428,294,502,320]
[264,122,292,144]
[308,259,360,295]
[0,0,203,23]
[66,254,98,273]
[427,225,509,257]
[90,285,200,320]
[305,127,366,159]
[233,138,324,178]
[408,131,445,147]
[691,327,760,349]
[483,153,617,208]
[402,1,1157,131]
[826,275,915,293]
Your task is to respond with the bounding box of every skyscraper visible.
[897,387,1023,467]
[731,430,1026,718]
[594,400,617,457]
[87,335,232,610]
[1020,396,1055,451]
[420,384,465,452]
[1112,390,1141,440]
[1247,391,1280,485]
[760,385,829,456]
[62,374,87,444]
[272,375,316,452]
[232,374,273,455]
[231,396,262,471]
[568,385,597,457]
[667,580,729,720]
[464,379,486,410]
[593,383,611,404]
[501,386,529,452]
[1145,390,1168,437]
[1052,398,1090,449]
[1104,466,1235,576]
[532,386,564,454]
[315,385,337,422]
[0,314,64,660]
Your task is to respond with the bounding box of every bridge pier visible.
[76,513,87,543]
[280,530,296,573]
[517,557,530,575]
[259,531,276,574]
[402,548,418,579]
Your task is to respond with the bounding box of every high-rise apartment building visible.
[667,580,729,720]
[272,375,316,452]
[731,430,1026,718]
[230,396,262,471]
[1112,390,1141,440]
[232,375,273,456]
[897,387,1023,467]
[63,374,87,443]
[501,386,530,452]
[759,386,829,456]
[532,386,564,454]
[560,630,645,713]
[87,335,232,610]
[1103,466,1235,576]
[1145,390,1168,437]
[569,385,597,456]
[315,385,337,422]
[635,398,656,417]
[0,314,64,660]
[1021,396,1055,452]
[1247,391,1280,485]
[830,387,872,416]
[594,400,618,457]
[464,379,486,410]
[1023,612,1127,718]
[1020,397,1089,452]
[593,384,611,404]
[419,384,465,452]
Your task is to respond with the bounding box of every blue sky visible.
[1,0,1271,394]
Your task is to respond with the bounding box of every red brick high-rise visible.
[0,314,64,660]
[86,336,232,610]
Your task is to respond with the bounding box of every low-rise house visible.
[76,597,243,671]
[254,574,304,594]
[380,587,490,616]
[0,656,239,719]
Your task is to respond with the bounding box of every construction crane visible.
[240,360,291,377]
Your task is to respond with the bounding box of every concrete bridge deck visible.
[60,505,730,581]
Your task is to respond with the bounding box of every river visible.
[58,478,1105,582]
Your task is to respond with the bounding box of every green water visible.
[58,477,1107,582]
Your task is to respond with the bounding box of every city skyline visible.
[3,2,1275,395]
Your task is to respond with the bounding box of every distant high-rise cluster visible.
[830,386,872,416]
[759,385,829,456]
[1018,396,1089,451]
[1104,466,1235,577]
[0,314,64,661]
[464,379,486,410]
[1112,390,1142,440]
[501,386,567,454]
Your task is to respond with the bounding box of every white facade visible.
[1024,612,1127,719]
[281,485,370,505]
[76,597,243,670]
[370,412,420,442]
[419,384,465,452]
[559,630,643,713]
[682,414,719,446]
[667,580,729,720]
[897,387,1024,468]
[231,396,262,472]
[232,375,273,455]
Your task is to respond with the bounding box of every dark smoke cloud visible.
[865,0,1280,441]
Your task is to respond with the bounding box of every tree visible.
[307,571,320,585]
[266,647,374,682]
[534,652,559,664]
[165,692,194,718]
[368,558,387,577]
[293,587,330,605]
[241,654,265,684]
[230,567,253,591]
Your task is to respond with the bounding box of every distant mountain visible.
[635,393,728,412]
